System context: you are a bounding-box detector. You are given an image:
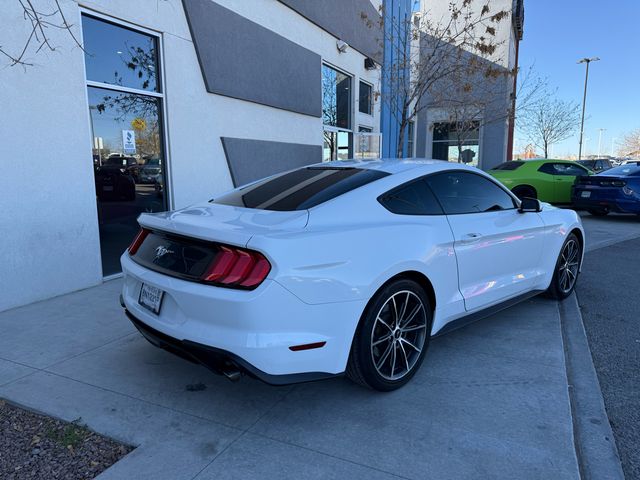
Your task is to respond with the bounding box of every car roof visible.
[318,158,480,175]
[519,159,578,165]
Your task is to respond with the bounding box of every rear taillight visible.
[128,228,149,255]
[201,246,271,289]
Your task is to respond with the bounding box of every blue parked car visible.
[572,162,640,216]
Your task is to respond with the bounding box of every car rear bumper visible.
[123,307,337,385]
[572,193,640,213]
[120,253,365,380]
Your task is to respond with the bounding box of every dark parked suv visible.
[103,155,141,181]
[577,159,613,173]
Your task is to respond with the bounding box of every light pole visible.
[597,128,606,157]
[577,57,600,160]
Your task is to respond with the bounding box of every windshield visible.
[598,165,640,176]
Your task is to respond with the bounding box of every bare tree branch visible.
[368,0,514,158]
[617,128,640,157]
[1,0,84,67]
[518,92,581,159]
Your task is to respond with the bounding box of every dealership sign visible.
[122,130,136,154]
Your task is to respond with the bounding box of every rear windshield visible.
[597,164,640,176]
[213,167,390,211]
[492,161,524,171]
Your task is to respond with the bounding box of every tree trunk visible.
[396,102,410,158]
[396,121,406,158]
[544,141,548,159]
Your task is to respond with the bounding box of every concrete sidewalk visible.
[0,286,579,479]
[0,212,636,479]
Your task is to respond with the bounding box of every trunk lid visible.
[575,175,626,187]
[137,201,309,247]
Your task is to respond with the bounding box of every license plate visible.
[103,186,114,191]
[139,283,164,314]
[580,191,591,198]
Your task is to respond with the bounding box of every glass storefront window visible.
[359,81,372,115]
[322,64,353,161]
[82,15,160,93]
[83,14,167,276]
[322,64,351,129]
[432,121,480,166]
[354,132,382,160]
[323,130,351,161]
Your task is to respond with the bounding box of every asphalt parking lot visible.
[577,233,640,479]
[0,211,637,479]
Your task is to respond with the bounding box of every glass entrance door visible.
[82,14,167,275]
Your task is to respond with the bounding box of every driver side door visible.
[426,171,546,312]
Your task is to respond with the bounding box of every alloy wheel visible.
[370,290,428,381]
[558,239,580,294]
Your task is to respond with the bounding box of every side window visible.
[426,172,516,215]
[379,180,444,215]
[555,164,588,176]
[538,163,558,175]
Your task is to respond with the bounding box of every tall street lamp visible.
[577,57,600,160]
[597,128,606,157]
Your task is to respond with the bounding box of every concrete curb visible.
[559,293,625,480]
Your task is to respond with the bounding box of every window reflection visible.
[358,81,372,115]
[82,15,160,93]
[88,86,166,275]
[432,121,480,166]
[322,64,352,161]
[322,65,351,129]
[323,130,351,161]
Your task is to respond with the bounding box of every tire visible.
[588,208,609,217]
[546,233,582,300]
[512,185,537,200]
[346,278,432,391]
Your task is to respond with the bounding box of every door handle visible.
[460,233,482,243]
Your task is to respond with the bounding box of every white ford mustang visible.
[121,159,584,391]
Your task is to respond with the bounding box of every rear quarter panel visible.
[248,201,463,330]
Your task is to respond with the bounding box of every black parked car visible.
[95,165,136,201]
[577,159,613,173]
[103,155,141,182]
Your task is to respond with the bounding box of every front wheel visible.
[546,233,582,300]
[512,185,537,200]
[347,279,432,391]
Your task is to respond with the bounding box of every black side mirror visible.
[519,197,542,213]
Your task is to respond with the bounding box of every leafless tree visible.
[1,0,83,67]
[617,128,640,157]
[429,63,545,163]
[366,0,512,157]
[518,94,581,159]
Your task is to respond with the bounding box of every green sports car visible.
[489,159,593,203]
